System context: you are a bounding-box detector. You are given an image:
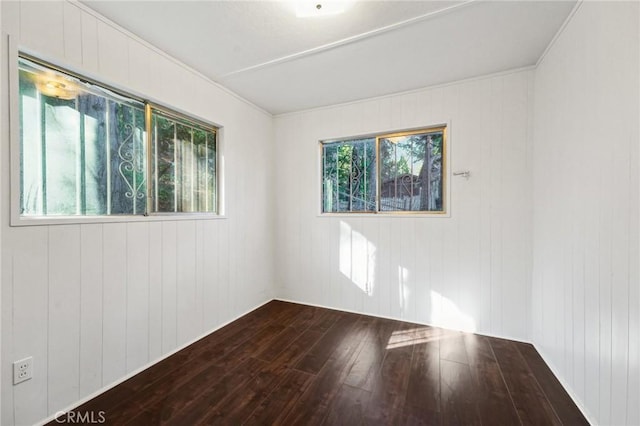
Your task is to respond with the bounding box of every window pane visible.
[19,57,146,216]
[322,138,376,213]
[151,109,216,213]
[379,130,444,212]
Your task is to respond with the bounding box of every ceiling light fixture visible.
[295,0,353,18]
[33,76,79,100]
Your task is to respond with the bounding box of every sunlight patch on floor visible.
[385,326,462,350]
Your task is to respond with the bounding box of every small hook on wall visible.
[453,170,471,179]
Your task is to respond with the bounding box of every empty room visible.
[0,0,638,425]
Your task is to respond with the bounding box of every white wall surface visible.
[0,1,275,425]
[0,0,3,424]
[2,1,636,425]
[531,2,640,425]
[273,69,534,342]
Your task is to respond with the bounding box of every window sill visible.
[317,212,451,219]
[10,213,227,227]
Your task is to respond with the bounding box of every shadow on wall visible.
[338,220,476,333]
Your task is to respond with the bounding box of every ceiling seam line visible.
[218,0,478,79]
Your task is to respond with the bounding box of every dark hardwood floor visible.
[53,301,589,425]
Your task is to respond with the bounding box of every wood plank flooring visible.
[52,301,588,425]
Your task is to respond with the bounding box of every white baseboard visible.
[37,296,594,426]
[532,344,598,426]
[274,297,533,344]
[276,297,595,424]
[36,298,273,426]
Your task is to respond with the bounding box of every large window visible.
[17,56,218,218]
[321,127,446,214]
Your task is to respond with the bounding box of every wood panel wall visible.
[273,69,534,344]
[0,2,275,425]
[531,2,640,425]
[3,2,638,426]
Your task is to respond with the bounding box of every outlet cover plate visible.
[13,357,33,385]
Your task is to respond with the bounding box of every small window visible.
[321,127,446,214]
[322,138,377,213]
[151,109,217,213]
[17,55,218,218]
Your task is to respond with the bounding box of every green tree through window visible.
[18,55,218,218]
[321,127,446,214]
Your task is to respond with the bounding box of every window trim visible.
[10,42,225,226]
[318,124,450,217]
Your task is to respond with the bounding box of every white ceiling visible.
[82,0,576,114]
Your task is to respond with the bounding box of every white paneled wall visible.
[531,2,640,425]
[0,0,3,424]
[0,1,275,425]
[273,69,533,342]
[2,2,637,426]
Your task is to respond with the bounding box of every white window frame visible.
[9,40,226,226]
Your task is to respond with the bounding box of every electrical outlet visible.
[13,357,33,385]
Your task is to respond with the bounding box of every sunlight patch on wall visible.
[339,221,376,296]
[398,265,410,316]
[430,290,476,332]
